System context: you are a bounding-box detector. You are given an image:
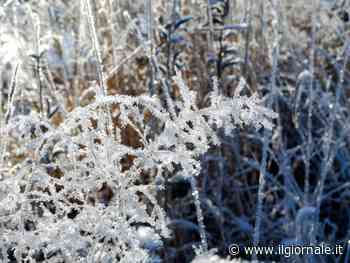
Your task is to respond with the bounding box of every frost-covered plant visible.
[0,2,275,260]
[2,0,350,262]
[0,58,275,261]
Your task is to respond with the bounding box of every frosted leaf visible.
[201,92,277,134]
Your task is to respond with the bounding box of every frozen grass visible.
[0,0,350,262]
